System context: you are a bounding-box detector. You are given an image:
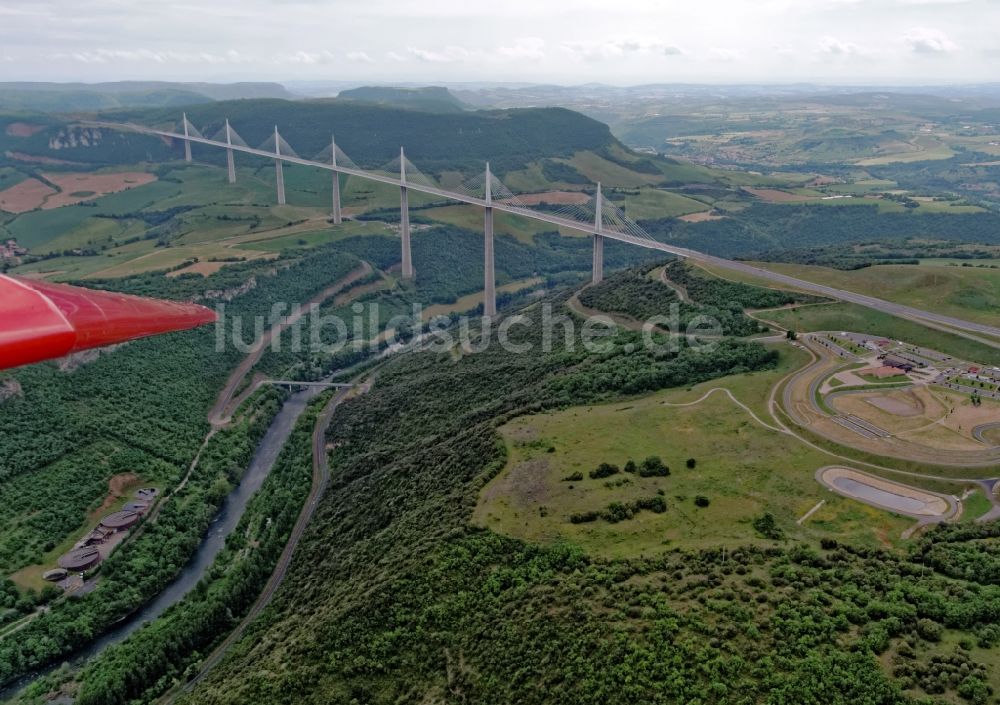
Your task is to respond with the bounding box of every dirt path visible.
[657,266,690,302]
[208,261,373,426]
[661,386,788,435]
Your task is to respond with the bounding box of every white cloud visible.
[405,46,471,63]
[559,39,676,62]
[52,48,251,65]
[708,47,739,62]
[5,0,995,83]
[902,27,959,54]
[498,37,545,60]
[275,50,337,65]
[817,36,864,56]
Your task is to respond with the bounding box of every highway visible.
[96,120,1000,343]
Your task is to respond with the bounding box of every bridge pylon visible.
[592,182,604,284]
[399,147,414,279]
[182,112,192,163]
[330,135,342,224]
[274,125,286,206]
[225,119,236,184]
[484,162,496,317]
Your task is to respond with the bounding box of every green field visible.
[239,220,394,251]
[758,301,1000,366]
[751,261,1000,329]
[960,489,994,522]
[622,188,710,219]
[474,346,913,556]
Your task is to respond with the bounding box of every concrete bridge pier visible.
[592,182,604,284]
[225,119,236,184]
[330,135,342,224]
[182,112,192,163]
[483,163,496,317]
[399,147,414,279]
[274,125,286,206]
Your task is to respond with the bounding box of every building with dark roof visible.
[57,546,100,571]
[100,509,140,531]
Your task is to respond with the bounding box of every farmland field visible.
[750,261,1000,328]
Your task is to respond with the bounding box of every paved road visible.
[170,383,357,701]
[208,261,372,426]
[96,120,1000,344]
[687,254,1000,343]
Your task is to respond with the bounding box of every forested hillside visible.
[0,99,617,175]
[167,296,1000,705]
[641,203,1000,259]
[578,264,765,336]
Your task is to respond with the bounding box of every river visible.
[0,386,322,702]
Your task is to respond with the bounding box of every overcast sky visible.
[1,0,998,85]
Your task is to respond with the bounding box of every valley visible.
[0,84,998,705]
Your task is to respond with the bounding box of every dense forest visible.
[0,99,620,176]
[578,264,770,337]
[641,204,1000,259]
[0,385,283,688]
[661,260,823,309]
[0,246,363,687]
[160,295,999,705]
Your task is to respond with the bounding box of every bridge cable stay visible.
[311,141,361,171]
[209,123,249,148]
[372,153,440,192]
[256,130,300,159]
[453,171,487,202]
[180,115,205,140]
[490,176,598,229]
[172,116,662,245]
[593,192,659,244]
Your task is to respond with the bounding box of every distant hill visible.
[0,81,295,113]
[100,98,623,174]
[0,97,733,191]
[337,86,469,113]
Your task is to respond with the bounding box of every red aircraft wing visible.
[0,274,217,371]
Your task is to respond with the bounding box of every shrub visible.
[624,459,637,473]
[686,458,697,469]
[590,462,620,480]
[635,496,667,513]
[917,618,944,643]
[569,511,599,524]
[694,495,710,508]
[601,502,633,523]
[562,472,583,482]
[639,456,670,477]
[752,512,783,540]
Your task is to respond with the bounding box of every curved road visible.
[684,254,1000,345]
[96,120,1000,345]
[208,261,372,426]
[169,381,360,701]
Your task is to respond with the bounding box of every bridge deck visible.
[89,120,1000,344]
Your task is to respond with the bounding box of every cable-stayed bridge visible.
[89,115,1000,342]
